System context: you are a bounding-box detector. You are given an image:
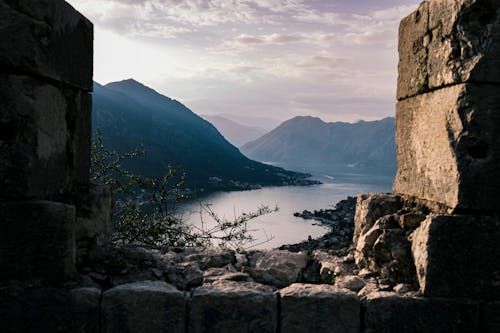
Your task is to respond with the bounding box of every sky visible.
[66,0,420,123]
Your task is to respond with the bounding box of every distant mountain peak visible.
[105,78,175,105]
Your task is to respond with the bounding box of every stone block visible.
[363,292,480,332]
[0,75,92,200]
[189,280,277,333]
[481,301,500,333]
[411,214,500,298]
[397,0,500,100]
[279,283,360,333]
[76,185,113,241]
[0,286,100,333]
[0,0,93,91]
[353,193,402,243]
[245,250,307,288]
[0,200,76,282]
[101,281,186,333]
[397,1,430,100]
[394,83,500,210]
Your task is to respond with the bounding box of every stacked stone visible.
[0,0,96,282]
[354,1,500,331]
[395,0,500,296]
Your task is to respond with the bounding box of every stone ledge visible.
[279,283,360,333]
[101,281,186,333]
[189,280,277,333]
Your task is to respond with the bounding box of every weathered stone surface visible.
[353,193,402,243]
[0,75,92,201]
[397,0,500,100]
[397,1,430,100]
[189,280,277,333]
[183,247,236,270]
[102,281,185,333]
[0,200,76,282]
[363,292,480,332]
[0,286,100,333]
[355,217,416,285]
[394,83,500,210]
[279,283,360,333]
[0,0,93,90]
[335,275,366,292]
[412,214,500,298]
[76,185,112,241]
[166,262,204,290]
[481,301,500,333]
[246,250,307,288]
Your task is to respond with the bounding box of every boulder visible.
[353,193,402,243]
[101,281,186,333]
[0,75,91,200]
[245,250,307,288]
[0,286,100,333]
[411,214,500,298]
[397,0,500,100]
[394,83,500,210]
[0,200,76,282]
[165,262,204,290]
[0,0,93,91]
[335,275,366,293]
[363,291,480,332]
[183,247,236,270]
[279,283,360,333]
[189,280,277,333]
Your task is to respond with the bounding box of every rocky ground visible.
[73,196,420,300]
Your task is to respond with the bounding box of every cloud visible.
[66,0,421,122]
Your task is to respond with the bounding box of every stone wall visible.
[0,0,94,282]
[353,0,500,329]
[2,0,500,332]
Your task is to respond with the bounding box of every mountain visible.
[201,115,267,147]
[216,114,282,132]
[241,116,396,177]
[91,79,314,193]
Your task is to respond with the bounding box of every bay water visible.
[180,175,392,249]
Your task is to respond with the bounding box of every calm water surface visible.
[181,178,391,249]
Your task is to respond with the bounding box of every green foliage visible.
[91,130,276,250]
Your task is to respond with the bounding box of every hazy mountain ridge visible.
[92,79,315,193]
[201,115,267,147]
[241,116,396,177]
